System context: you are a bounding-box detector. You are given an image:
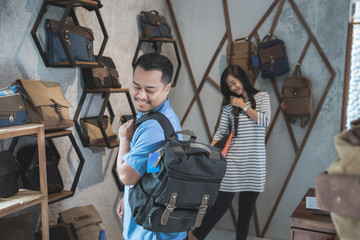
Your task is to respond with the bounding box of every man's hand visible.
[118,119,135,141]
[117,197,124,220]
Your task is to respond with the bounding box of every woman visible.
[187,65,271,240]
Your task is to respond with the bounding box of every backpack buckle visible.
[161,193,177,225]
[195,194,209,227]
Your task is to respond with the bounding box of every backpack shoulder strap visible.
[135,112,175,139]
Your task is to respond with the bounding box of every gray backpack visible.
[129,112,226,232]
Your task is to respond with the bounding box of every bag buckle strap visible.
[50,99,65,119]
[195,194,209,227]
[161,193,177,225]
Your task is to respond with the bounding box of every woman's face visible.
[226,74,244,96]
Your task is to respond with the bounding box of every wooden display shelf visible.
[0,189,44,217]
[48,190,73,204]
[0,124,49,239]
[73,88,136,149]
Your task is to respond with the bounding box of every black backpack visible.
[129,112,226,232]
[17,144,64,194]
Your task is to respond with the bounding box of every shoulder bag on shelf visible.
[81,56,121,89]
[257,34,290,79]
[140,10,172,39]
[0,85,27,127]
[80,116,117,145]
[0,151,19,198]
[16,79,74,131]
[46,19,95,64]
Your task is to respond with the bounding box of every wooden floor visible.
[206,228,273,240]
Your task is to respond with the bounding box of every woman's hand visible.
[230,96,247,109]
[117,197,124,220]
[118,119,135,141]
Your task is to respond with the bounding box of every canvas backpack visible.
[129,112,226,232]
[281,65,314,127]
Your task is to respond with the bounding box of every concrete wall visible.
[0,0,349,239]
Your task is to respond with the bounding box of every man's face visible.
[131,66,171,113]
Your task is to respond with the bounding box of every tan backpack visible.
[226,37,256,79]
[280,65,314,127]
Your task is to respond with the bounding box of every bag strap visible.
[135,112,175,140]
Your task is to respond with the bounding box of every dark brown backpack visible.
[281,65,314,127]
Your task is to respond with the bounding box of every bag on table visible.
[257,34,290,79]
[16,79,74,131]
[0,85,27,127]
[140,10,172,38]
[0,151,20,198]
[80,116,117,145]
[280,65,314,127]
[58,205,105,240]
[227,37,257,78]
[81,56,121,89]
[46,19,95,64]
[17,144,64,194]
[129,112,226,232]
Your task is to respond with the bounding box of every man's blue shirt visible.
[122,99,186,240]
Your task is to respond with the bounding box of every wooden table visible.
[290,188,337,240]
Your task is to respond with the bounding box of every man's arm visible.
[116,119,142,186]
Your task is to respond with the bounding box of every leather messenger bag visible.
[16,79,74,131]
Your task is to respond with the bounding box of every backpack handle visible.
[172,130,196,142]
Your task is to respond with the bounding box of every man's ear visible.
[164,82,172,94]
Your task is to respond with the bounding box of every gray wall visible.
[0,0,349,239]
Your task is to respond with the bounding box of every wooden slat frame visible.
[166,0,336,238]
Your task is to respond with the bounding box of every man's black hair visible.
[133,53,173,85]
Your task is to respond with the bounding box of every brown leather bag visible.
[280,65,314,127]
[226,38,256,78]
[16,79,74,130]
[80,116,117,145]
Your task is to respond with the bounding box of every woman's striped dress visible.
[214,91,271,192]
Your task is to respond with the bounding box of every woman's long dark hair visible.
[220,65,259,110]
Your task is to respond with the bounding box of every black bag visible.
[0,213,34,240]
[0,85,27,127]
[281,65,314,127]
[0,151,19,198]
[81,56,121,89]
[129,112,226,232]
[35,223,78,240]
[257,34,290,79]
[140,10,172,39]
[46,19,95,64]
[17,145,64,194]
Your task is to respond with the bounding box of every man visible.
[117,53,186,240]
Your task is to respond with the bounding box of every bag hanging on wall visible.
[81,56,121,89]
[140,10,172,39]
[257,34,290,79]
[226,37,257,79]
[280,65,314,127]
[130,112,226,232]
[17,144,64,194]
[46,19,95,64]
[16,79,74,131]
[0,85,27,127]
[0,151,20,198]
[80,116,117,145]
[58,205,104,240]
